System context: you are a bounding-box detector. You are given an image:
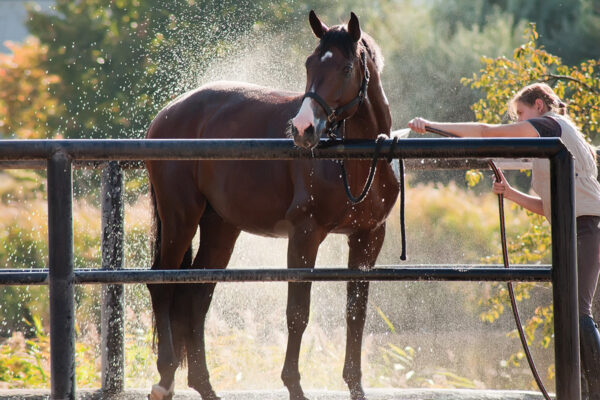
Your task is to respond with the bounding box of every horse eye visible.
[343,65,353,74]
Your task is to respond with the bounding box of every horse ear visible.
[309,10,328,39]
[348,12,361,42]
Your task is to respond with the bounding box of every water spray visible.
[424,125,552,400]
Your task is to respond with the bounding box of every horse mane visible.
[317,25,384,74]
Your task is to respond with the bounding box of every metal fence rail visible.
[0,137,567,160]
[0,266,553,285]
[0,138,579,400]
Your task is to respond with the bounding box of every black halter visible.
[302,50,370,139]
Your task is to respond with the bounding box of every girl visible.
[408,83,600,399]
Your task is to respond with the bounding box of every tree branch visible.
[540,74,600,94]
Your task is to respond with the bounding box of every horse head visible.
[290,10,381,149]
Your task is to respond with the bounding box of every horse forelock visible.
[318,26,356,59]
[317,26,384,74]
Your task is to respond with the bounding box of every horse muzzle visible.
[289,120,321,149]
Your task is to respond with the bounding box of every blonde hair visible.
[508,82,566,120]
[509,83,596,159]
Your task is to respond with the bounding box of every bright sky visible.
[0,0,54,53]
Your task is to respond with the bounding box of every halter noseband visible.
[302,50,370,139]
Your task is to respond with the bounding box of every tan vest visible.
[531,113,600,220]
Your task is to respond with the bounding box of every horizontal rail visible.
[0,158,521,171]
[0,138,565,161]
[0,265,552,285]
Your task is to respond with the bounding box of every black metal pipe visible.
[100,162,125,395]
[0,138,567,161]
[550,149,581,400]
[0,158,523,171]
[0,266,552,285]
[47,152,76,400]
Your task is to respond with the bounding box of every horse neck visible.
[345,69,391,140]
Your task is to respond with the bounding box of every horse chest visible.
[336,192,395,231]
[296,162,398,233]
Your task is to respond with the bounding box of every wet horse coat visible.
[146,11,399,400]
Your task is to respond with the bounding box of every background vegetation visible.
[0,0,599,393]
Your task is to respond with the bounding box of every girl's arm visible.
[493,170,545,216]
[408,118,540,138]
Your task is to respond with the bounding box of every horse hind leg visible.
[148,246,193,400]
[149,245,196,400]
[184,207,241,400]
[148,190,206,400]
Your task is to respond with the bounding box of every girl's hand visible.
[408,117,431,134]
[492,169,512,198]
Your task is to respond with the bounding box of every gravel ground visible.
[0,388,552,399]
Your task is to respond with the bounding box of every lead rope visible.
[339,134,407,261]
[340,135,385,204]
[425,126,552,400]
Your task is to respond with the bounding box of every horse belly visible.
[200,160,294,238]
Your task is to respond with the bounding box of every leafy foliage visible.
[0,316,98,388]
[0,38,62,138]
[462,24,600,141]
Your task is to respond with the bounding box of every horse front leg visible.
[281,222,326,400]
[344,224,386,400]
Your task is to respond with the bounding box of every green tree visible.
[432,0,600,64]
[462,25,600,140]
[0,38,62,139]
[463,24,600,384]
[25,0,317,139]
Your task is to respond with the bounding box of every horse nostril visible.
[305,124,314,137]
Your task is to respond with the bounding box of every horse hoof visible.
[149,384,174,400]
[287,391,309,400]
[201,391,221,400]
[350,387,367,400]
[190,384,221,400]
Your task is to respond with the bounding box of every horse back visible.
[147,81,301,140]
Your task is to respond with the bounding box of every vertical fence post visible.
[101,161,125,394]
[550,149,580,400]
[47,151,76,400]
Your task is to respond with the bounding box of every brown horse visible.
[146,10,399,400]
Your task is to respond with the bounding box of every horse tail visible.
[150,182,161,270]
[149,182,161,352]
